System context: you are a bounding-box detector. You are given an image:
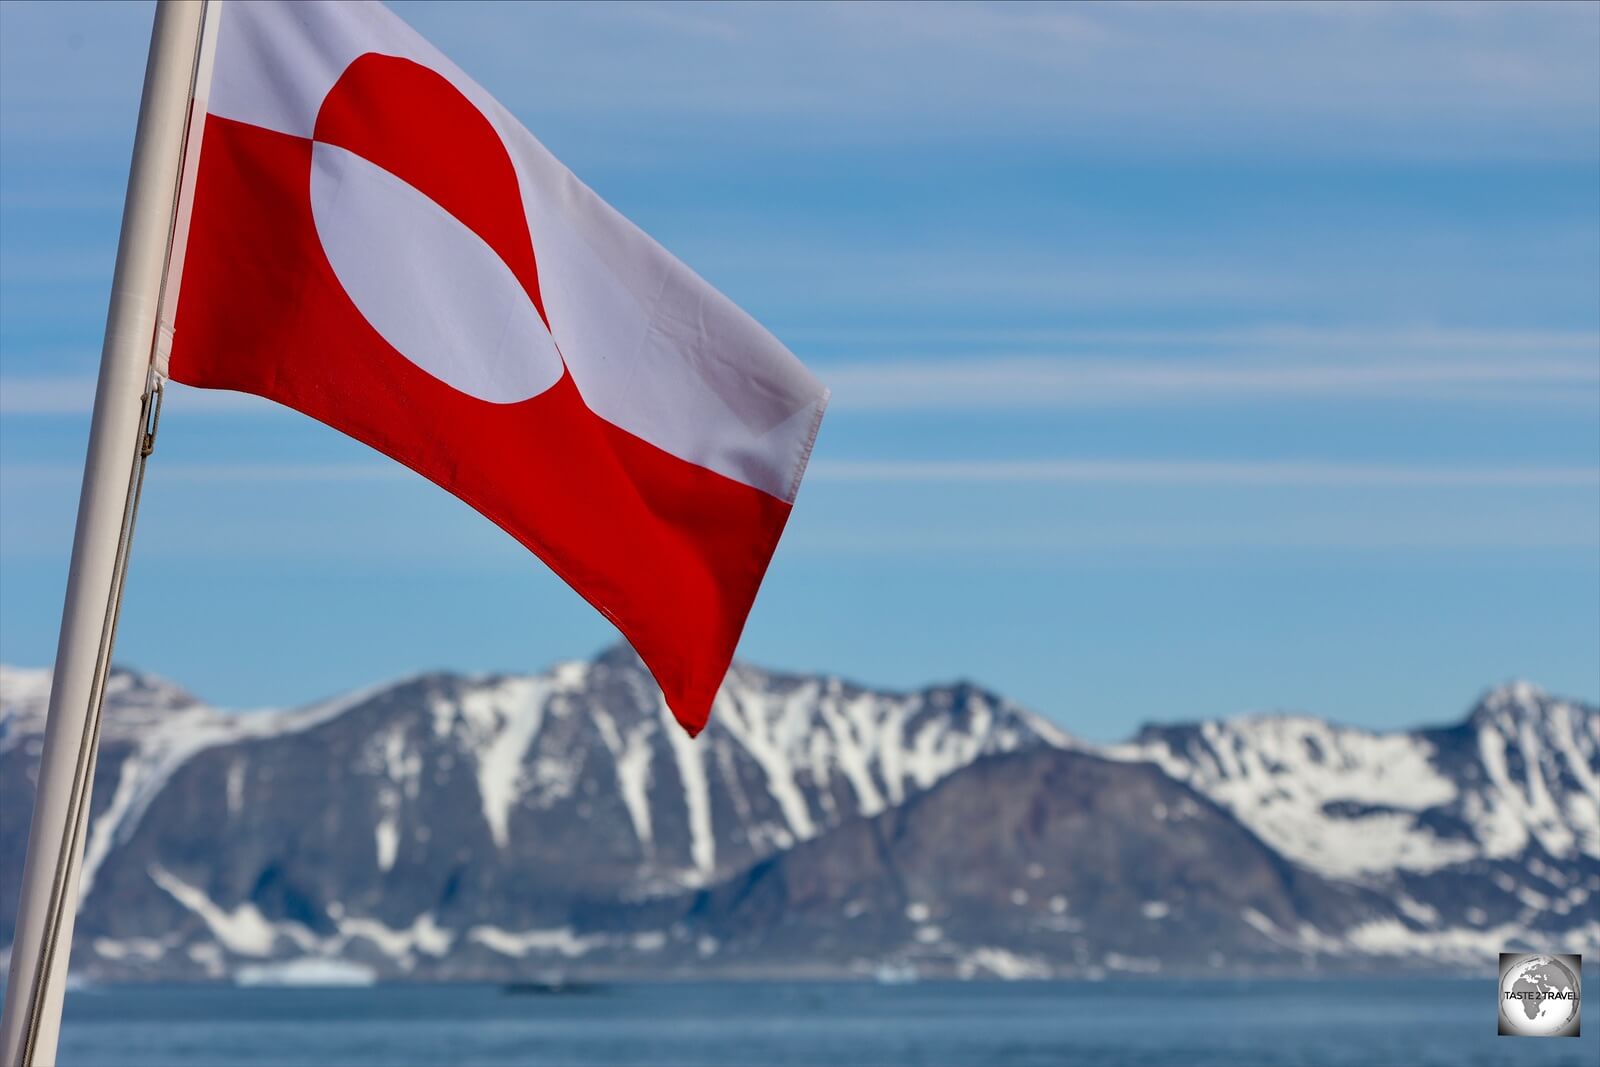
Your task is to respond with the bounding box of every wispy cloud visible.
[820,355,1599,411]
[6,326,1595,416]
[791,325,1600,352]
[4,458,1593,492]
[797,325,1600,411]
[0,376,99,415]
[811,458,1599,489]
[0,461,409,488]
[6,1,1597,161]
[0,378,273,415]
[0,247,115,285]
[433,0,1600,160]
[789,518,1600,555]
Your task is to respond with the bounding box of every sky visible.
[1,0,1596,741]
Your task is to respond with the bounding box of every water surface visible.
[53,978,1600,1066]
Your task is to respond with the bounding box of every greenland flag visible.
[165,1,828,736]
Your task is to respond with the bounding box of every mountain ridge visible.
[1,651,1594,981]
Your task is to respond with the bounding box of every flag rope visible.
[18,377,163,1066]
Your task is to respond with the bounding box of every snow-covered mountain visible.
[1113,682,1600,962]
[1,654,1594,981]
[1116,683,1599,879]
[1,647,1060,978]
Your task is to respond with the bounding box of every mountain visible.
[1,648,1060,979]
[0,663,226,956]
[678,746,1397,978]
[1113,682,1600,962]
[1,652,1595,981]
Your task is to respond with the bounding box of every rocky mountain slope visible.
[680,746,1399,978]
[1111,682,1600,963]
[0,651,1594,980]
[1,648,1060,979]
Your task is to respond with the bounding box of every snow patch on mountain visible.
[469,924,600,959]
[1112,684,1600,882]
[1114,714,1473,878]
[0,665,206,746]
[235,957,376,986]
[151,862,461,970]
[714,685,818,838]
[1342,915,1599,962]
[435,676,553,848]
[708,664,1057,853]
[1467,684,1600,861]
[588,703,655,849]
[149,864,277,957]
[664,694,717,874]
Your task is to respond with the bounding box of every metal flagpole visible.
[0,3,209,1063]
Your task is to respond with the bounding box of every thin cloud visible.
[6,325,1596,415]
[811,459,1599,489]
[789,520,1600,555]
[820,355,1599,411]
[0,378,275,415]
[3,458,1593,492]
[0,377,102,415]
[460,0,1598,158]
[0,462,409,487]
[7,1,1598,160]
[788,325,1600,352]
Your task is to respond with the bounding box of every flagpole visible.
[0,3,208,1064]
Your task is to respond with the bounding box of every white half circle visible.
[309,141,563,404]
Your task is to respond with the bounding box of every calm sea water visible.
[49,978,1599,1067]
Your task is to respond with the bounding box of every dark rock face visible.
[687,747,1394,976]
[0,655,1594,981]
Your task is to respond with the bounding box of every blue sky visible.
[1,1,1596,740]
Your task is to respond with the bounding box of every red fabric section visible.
[312,53,549,328]
[167,113,792,735]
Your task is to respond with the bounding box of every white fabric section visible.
[310,142,563,404]
[208,0,828,501]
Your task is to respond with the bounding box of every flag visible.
[163,1,828,736]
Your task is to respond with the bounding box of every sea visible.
[44,977,1600,1067]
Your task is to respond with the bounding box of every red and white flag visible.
[163,1,828,736]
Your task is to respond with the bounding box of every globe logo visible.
[1499,953,1581,1037]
